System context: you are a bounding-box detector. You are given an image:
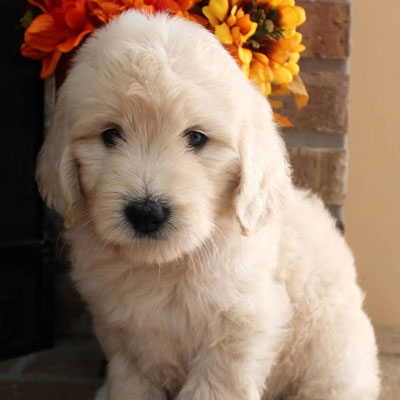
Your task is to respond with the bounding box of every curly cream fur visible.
[36,11,380,400]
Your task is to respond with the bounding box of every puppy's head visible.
[37,11,290,264]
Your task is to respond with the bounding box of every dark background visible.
[0,0,53,360]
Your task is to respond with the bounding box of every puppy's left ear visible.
[234,90,291,236]
[36,90,81,228]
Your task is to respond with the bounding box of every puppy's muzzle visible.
[125,198,170,236]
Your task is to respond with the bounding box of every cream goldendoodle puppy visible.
[36,11,380,400]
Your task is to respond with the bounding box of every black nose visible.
[125,199,170,235]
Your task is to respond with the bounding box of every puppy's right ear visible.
[234,89,291,236]
[36,91,81,227]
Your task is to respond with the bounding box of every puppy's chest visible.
[111,271,218,377]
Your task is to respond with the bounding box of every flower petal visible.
[64,0,88,30]
[28,0,55,12]
[285,60,299,76]
[57,22,95,52]
[40,48,62,78]
[238,46,252,65]
[24,12,70,52]
[231,26,242,46]
[227,14,236,27]
[21,42,47,60]
[254,52,269,65]
[236,7,244,19]
[288,75,309,109]
[242,20,257,41]
[241,63,250,77]
[297,44,306,52]
[264,82,272,96]
[295,6,306,26]
[202,6,219,27]
[280,6,298,29]
[273,112,293,127]
[268,0,281,7]
[273,66,293,85]
[290,51,300,63]
[268,44,290,64]
[280,0,294,6]
[215,23,233,44]
[209,0,228,22]
[236,14,251,35]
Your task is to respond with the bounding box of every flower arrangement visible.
[21,0,309,125]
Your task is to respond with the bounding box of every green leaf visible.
[20,10,33,30]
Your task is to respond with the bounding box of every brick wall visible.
[282,0,351,228]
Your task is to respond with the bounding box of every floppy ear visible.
[36,90,81,228]
[234,91,291,236]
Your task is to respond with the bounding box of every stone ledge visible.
[379,355,400,400]
[375,327,400,356]
[0,380,98,400]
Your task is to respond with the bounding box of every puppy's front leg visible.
[176,343,265,400]
[176,313,281,400]
[107,355,166,400]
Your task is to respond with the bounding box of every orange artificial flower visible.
[144,0,198,12]
[21,0,205,78]
[144,0,206,23]
[21,0,96,78]
[87,0,126,22]
[28,0,61,12]
[88,0,155,23]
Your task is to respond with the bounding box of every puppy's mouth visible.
[128,223,175,241]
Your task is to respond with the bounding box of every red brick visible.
[289,147,347,205]
[280,71,349,133]
[297,0,351,59]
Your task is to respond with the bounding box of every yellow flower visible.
[204,0,257,48]
[203,0,228,26]
[273,66,292,85]
[202,0,307,107]
[280,6,303,29]
[250,54,273,95]
[257,1,306,89]
[267,0,295,7]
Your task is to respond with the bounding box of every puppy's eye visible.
[185,131,208,149]
[102,128,123,148]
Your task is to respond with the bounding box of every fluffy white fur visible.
[36,11,380,400]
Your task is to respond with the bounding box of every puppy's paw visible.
[177,380,260,400]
